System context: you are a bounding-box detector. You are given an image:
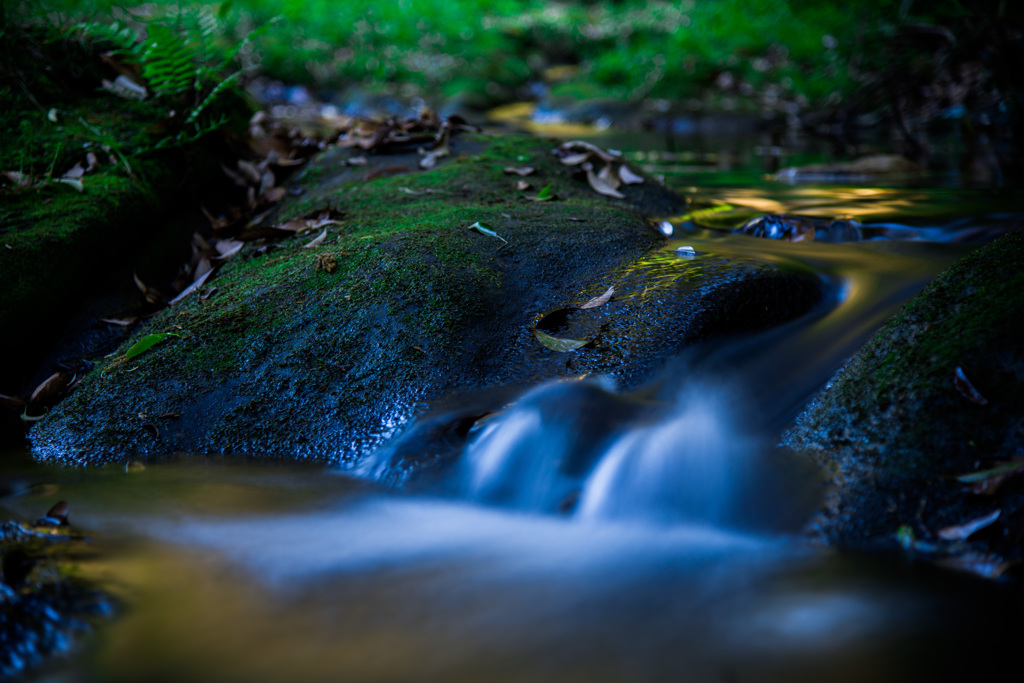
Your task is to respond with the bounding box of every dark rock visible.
[783,229,1024,557]
[30,134,823,466]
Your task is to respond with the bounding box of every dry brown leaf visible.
[263,187,288,203]
[3,171,33,187]
[618,165,644,185]
[100,317,138,326]
[62,163,85,180]
[170,268,213,305]
[585,169,626,199]
[193,257,213,283]
[504,166,536,176]
[597,164,622,191]
[28,371,71,413]
[213,240,244,259]
[303,229,328,248]
[308,217,344,230]
[515,180,532,191]
[280,219,308,232]
[579,286,615,310]
[556,140,618,163]
[954,366,989,405]
[534,329,589,352]
[937,510,1001,540]
[936,553,1015,580]
[558,152,591,166]
[237,160,262,185]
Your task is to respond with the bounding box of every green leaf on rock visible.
[125,333,179,359]
[537,184,553,200]
[533,329,589,352]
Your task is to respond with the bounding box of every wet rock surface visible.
[784,229,1024,564]
[31,134,823,466]
[0,518,114,678]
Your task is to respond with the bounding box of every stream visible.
[4,123,1024,681]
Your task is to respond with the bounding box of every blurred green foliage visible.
[12,0,1023,113]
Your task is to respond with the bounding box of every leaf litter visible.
[552,140,646,201]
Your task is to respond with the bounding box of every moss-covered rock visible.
[784,229,1024,557]
[30,133,823,465]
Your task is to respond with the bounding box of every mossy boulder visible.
[30,133,823,466]
[784,229,1024,557]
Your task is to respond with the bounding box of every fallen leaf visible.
[125,333,179,360]
[28,371,71,414]
[618,165,644,185]
[937,509,1001,540]
[62,163,85,179]
[236,159,262,185]
[212,240,244,260]
[597,164,622,191]
[467,221,508,245]
[957,460,1024,494]
[515,180,532,191]
[579,285,614,310]
[534,329,589,352]
[193,257,213,283]
[264,187,288,203]
[954,366,988,405]
[100,317,138,326]
[303,229,328,248]
[585,169,626,199]
[102,74,147,100]
[170,269,213,305]
[504,166,535,176]
[556,140,618,163]
[347,156,368,166]
[55,178,84,192]
[936,553,1015,580]
[3,171,33,187]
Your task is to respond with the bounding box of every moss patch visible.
[784,229,1024,557]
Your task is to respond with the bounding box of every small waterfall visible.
[459,378,651,513]
[454,376,813,531]
[575,388,756,527]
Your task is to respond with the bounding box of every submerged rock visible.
[784,229,1024,564]
[31,134,823,465]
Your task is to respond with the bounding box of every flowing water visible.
[5,125,1024,681]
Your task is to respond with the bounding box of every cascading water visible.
[574,386,756,526]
